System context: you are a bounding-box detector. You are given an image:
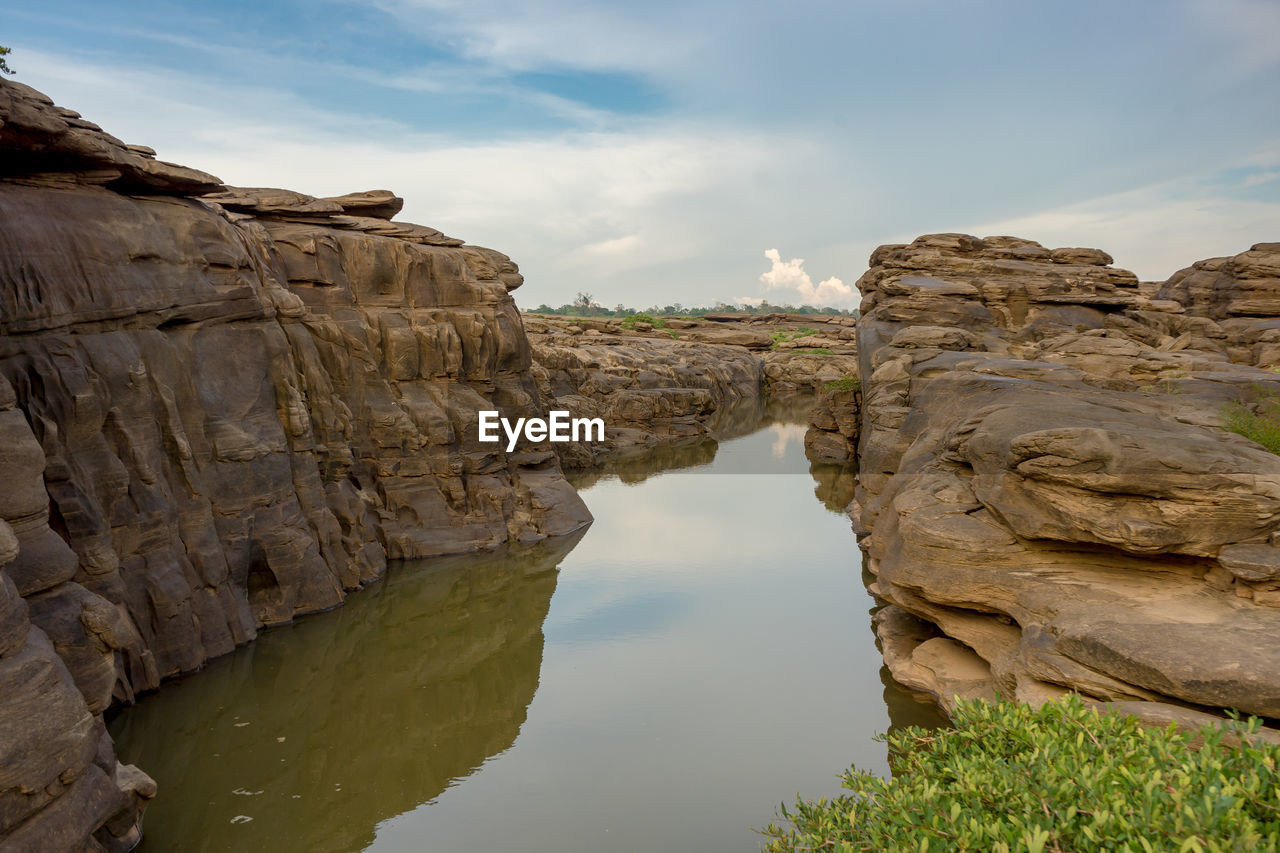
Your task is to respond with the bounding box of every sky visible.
[2,0,1278,310]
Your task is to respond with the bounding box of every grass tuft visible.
[823,376,861,393]
[1222,391,1280,455]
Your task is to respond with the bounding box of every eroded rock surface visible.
[0,79,590,849]
[523,316,763,466]
[848,234,1280,725]
[523,314,859,466]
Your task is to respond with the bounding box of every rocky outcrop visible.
[523,314,861,466]
[1,377,155,853]
[1154,243,1280,366]
[804,381,860,465]
[850,234,1280,725]
[524,316,764,466]
[1,79,590,849]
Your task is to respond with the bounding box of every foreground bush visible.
[1222,394,1280,455]
[761,696,1280,852]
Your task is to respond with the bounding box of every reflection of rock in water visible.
[108,530,584,853]
[566,437,719,490]
[859,553,950,745]
[567,394,822,490]
[706,394,766,440]
[878,665,949,741]
[761,393,817,427]
[808,461,858,515]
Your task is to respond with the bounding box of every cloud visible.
[1243,169,1280,189]
[964,180,1280,281]
[757,249,854,305]
[368,0,708,73]
[12,48,795,303]
[769,424,807,460]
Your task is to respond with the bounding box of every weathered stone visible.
[0,77,589,851]
[1218,544,1280,582]
[322,189,404,220]
[850,232,1280,726]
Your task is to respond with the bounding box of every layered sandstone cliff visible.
[848,234,1280,727]
[0,79,590,849]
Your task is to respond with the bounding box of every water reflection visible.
[109,531,584,853]
[108,393,947,853]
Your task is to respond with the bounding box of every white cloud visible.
[366,0,707,75]
[757,248,854,305]
[965,181,1280,281]
[769,423,806,460]
[1243,169,1280,189]
[12,48,796,302]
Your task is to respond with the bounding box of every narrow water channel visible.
[107,396,945,852]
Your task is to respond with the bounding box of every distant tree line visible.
[527,292,857,317]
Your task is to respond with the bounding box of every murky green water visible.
[108,397,945,852]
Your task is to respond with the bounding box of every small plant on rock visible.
[1222,388,1280,455]
[824,376,861,394]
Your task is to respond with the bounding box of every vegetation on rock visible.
[823,376,861,393]
[1222,391,1280,455]
[529,300,856,317]
[620,312,668,330]
[0,45,13,75]
[770,327,818,344]
[761,696,1280,853]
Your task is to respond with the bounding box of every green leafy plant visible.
[769,327,818,344]
[1222,389,1280,455]
[824,376,861,393]
[620,312,667,330]
[0,45,14,75]
[760,695,1280,853]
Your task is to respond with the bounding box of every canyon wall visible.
[851,234,1280,726]
[0,79,590,849]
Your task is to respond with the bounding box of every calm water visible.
[108,397,945,852]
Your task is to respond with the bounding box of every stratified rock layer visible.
[522,314,860,466]
[523,316,763,466]
[851,234,1280,723]
[0,79,590,850]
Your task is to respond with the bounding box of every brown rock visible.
[322,189,404,219]
[855,231,1280,723]
[0,77,590,851]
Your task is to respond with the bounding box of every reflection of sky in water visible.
[769,422,808,459]
[108,411,944,853]
[371,420,942,853]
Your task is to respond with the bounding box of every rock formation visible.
[847,233,1280,727]
[0,78,591,849]
[523,314,859,465]
[524,316,763,466]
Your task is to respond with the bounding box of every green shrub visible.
[620,312,667,330]
[761,696,1280,853]
[1223,394,1280,455]
[824,376,861,394]
[769,327,818,344]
